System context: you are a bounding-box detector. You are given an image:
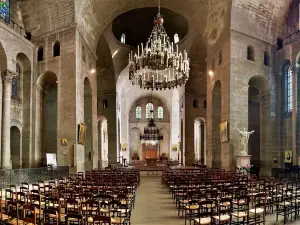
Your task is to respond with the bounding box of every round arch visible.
[129,127,142,161]
[35,71,58,167]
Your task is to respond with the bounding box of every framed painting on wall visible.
[78,123,87,145]
[220,121,229,143]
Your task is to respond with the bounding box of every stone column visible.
[98,121,102,168]
[2,70,16,169]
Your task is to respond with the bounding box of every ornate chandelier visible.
[140,110,163,146]
[128,1,190,90]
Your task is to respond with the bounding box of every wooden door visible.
[143,149,157,159]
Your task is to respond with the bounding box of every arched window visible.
[193,99,199,108]
[136,106,142,119]
[174,33,179,43]
[211,58,215,71]
[121,33,126,44]
[53,41,60,57]
[146,103,154,118]
[37,46,43,62]
[247,46,255,61]
[264,51,270,66]
[218,50,222,65]
[12,63,20,101]
[204,100,207,109]
[158,106,163,119]
[285,66,293,113]
[82,45,86,63]
[103,99,108,109]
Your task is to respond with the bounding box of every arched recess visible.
[36,71,57,167]
[16,53,31,168]
[0,41,7,167]
[248,75,270,172]
[84,78,93,171]
[212,80,221,168]
[11,126,21,169]
[194,117,206,165]
[96,35,117,164]
[98,116,108,168]
[129,127,141,161]
[159,128,170,159]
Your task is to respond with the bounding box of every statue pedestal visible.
[236,155,251,170]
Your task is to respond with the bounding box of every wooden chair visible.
[213,198,232,224]
[88,215,111,225]
[194,200,214,225]
[43,208,59,225]
[65,213,84,225]
[22,205,36,225]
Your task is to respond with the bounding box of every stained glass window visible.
[0,0,10,22]
[286,66,293,113]
[158,106,163,119]
[146,103,153,118]
[136,106,141,119]
[12,63,20,101]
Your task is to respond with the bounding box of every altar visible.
[145,158,158,166]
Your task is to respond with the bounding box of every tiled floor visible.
[131,176,298,225]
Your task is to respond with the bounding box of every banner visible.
[285,150,292,163]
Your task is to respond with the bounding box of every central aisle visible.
[131,176,182,225]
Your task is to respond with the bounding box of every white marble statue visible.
[237,128,254,156]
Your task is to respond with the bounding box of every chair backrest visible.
[23,204,36,225]
[44,208,59,225]
[65,213,84,225]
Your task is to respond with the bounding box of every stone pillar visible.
[98,121,102,168]
[2,70,16,169]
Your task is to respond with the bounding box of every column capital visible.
[2,69,18,83]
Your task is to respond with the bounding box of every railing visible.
[0,16,30,40]
[0,166,69,189]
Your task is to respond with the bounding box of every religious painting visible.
[122,144,127,151]
[285,150,292,163]
[220,121,228,143]
[78,123,87,145]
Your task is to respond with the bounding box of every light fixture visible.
[208,70,214,76]
[140,112,163,145]
[140,94,163,145]
[91,69,96,74]
[128,0,190,91]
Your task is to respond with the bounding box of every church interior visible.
[0,0,300,224]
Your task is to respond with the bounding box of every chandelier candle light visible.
[128,0,190,90]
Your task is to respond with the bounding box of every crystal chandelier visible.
[128,1,190,90]
[140,111,163,146]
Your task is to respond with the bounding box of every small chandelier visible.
[128,0,190,91]
[140,110,163,145]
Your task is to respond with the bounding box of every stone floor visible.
[131,176,298,225]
